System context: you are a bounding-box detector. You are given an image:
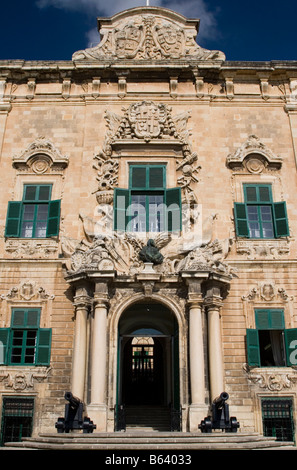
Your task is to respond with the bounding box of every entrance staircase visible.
[2,431,296,450]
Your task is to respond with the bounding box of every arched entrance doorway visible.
[116,301,180,431]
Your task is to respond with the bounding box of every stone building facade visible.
[1,6,297,443]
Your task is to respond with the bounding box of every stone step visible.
[125,405,171,431]
[2,432,296,450]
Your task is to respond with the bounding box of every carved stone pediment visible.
[226,135,283,172]
[12,136,69,174]
[72,7,225,62]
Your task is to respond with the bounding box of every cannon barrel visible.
[64,391,81,408]
[213,392,229,408]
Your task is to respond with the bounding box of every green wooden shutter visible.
[114,188,130,232]
[273,201,289,237]
[11,309,26,327]
[284,329,297,366]
[246,329,261,366]
[255,309,284,329]
[46,200,61,237]
[234,203,249,237]
[130,167,146,188]
[165,187,181,232]
[270,309,285,329]
[36,329,52,365]
[5,201,22,237]
[0,329,10,365]
[149,166,164,189]
[26,310,40,328]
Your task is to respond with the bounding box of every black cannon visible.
[55,392,96,433]
[199,392,240,433]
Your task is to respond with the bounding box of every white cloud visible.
[36,0,219,44]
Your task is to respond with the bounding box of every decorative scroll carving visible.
[12,136,69,174]
[72,8,225,62]
[0,368,51,391]
[242,282,294,329]
[1,280,55,302]
[236,238,290,260]
[94,102,199,207]
[242,282,293,303]
[226,135,283,172]
[243,365,297,391]
[5,239,58,258]
[63,226,233,280]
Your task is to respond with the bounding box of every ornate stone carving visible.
[107,101,190,144]
[72,8,225,62]
[236,238,290,260]
[12,136,69,174]
[1,281,55,302]
[5,239,58,258]
[0,368,51,391]
[242,282,294,329]
[63,227,233,280]
[94,102,200,209]
[242,282,293,304]
[244,365,297,391]
[226,134,283,172]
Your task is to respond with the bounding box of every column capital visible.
[187,293,204,308]
[73,294,92,311]
[204,294,223,310]
[93,293,109,308]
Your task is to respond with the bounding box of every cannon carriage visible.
[199,392,240,433]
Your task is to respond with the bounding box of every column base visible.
[86,404,107,432]
[188,404,209,432]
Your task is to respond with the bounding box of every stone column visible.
[71,292,90,401]
[87,281,109,431]
[205,281,225,403]
[184,275,208,430]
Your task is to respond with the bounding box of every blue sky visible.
[0,0,296,61]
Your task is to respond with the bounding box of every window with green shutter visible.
[234,184,289,239]
[246,309,297,367]
[0,308,52,366]
[113,165,181,233]
[5,184,61,238]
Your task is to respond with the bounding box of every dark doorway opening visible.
[123,336,164,405]
[116,301,180,431]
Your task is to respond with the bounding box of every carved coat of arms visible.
[128,101,167,139]
[115,23,143,59]
[154,24,184,57]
